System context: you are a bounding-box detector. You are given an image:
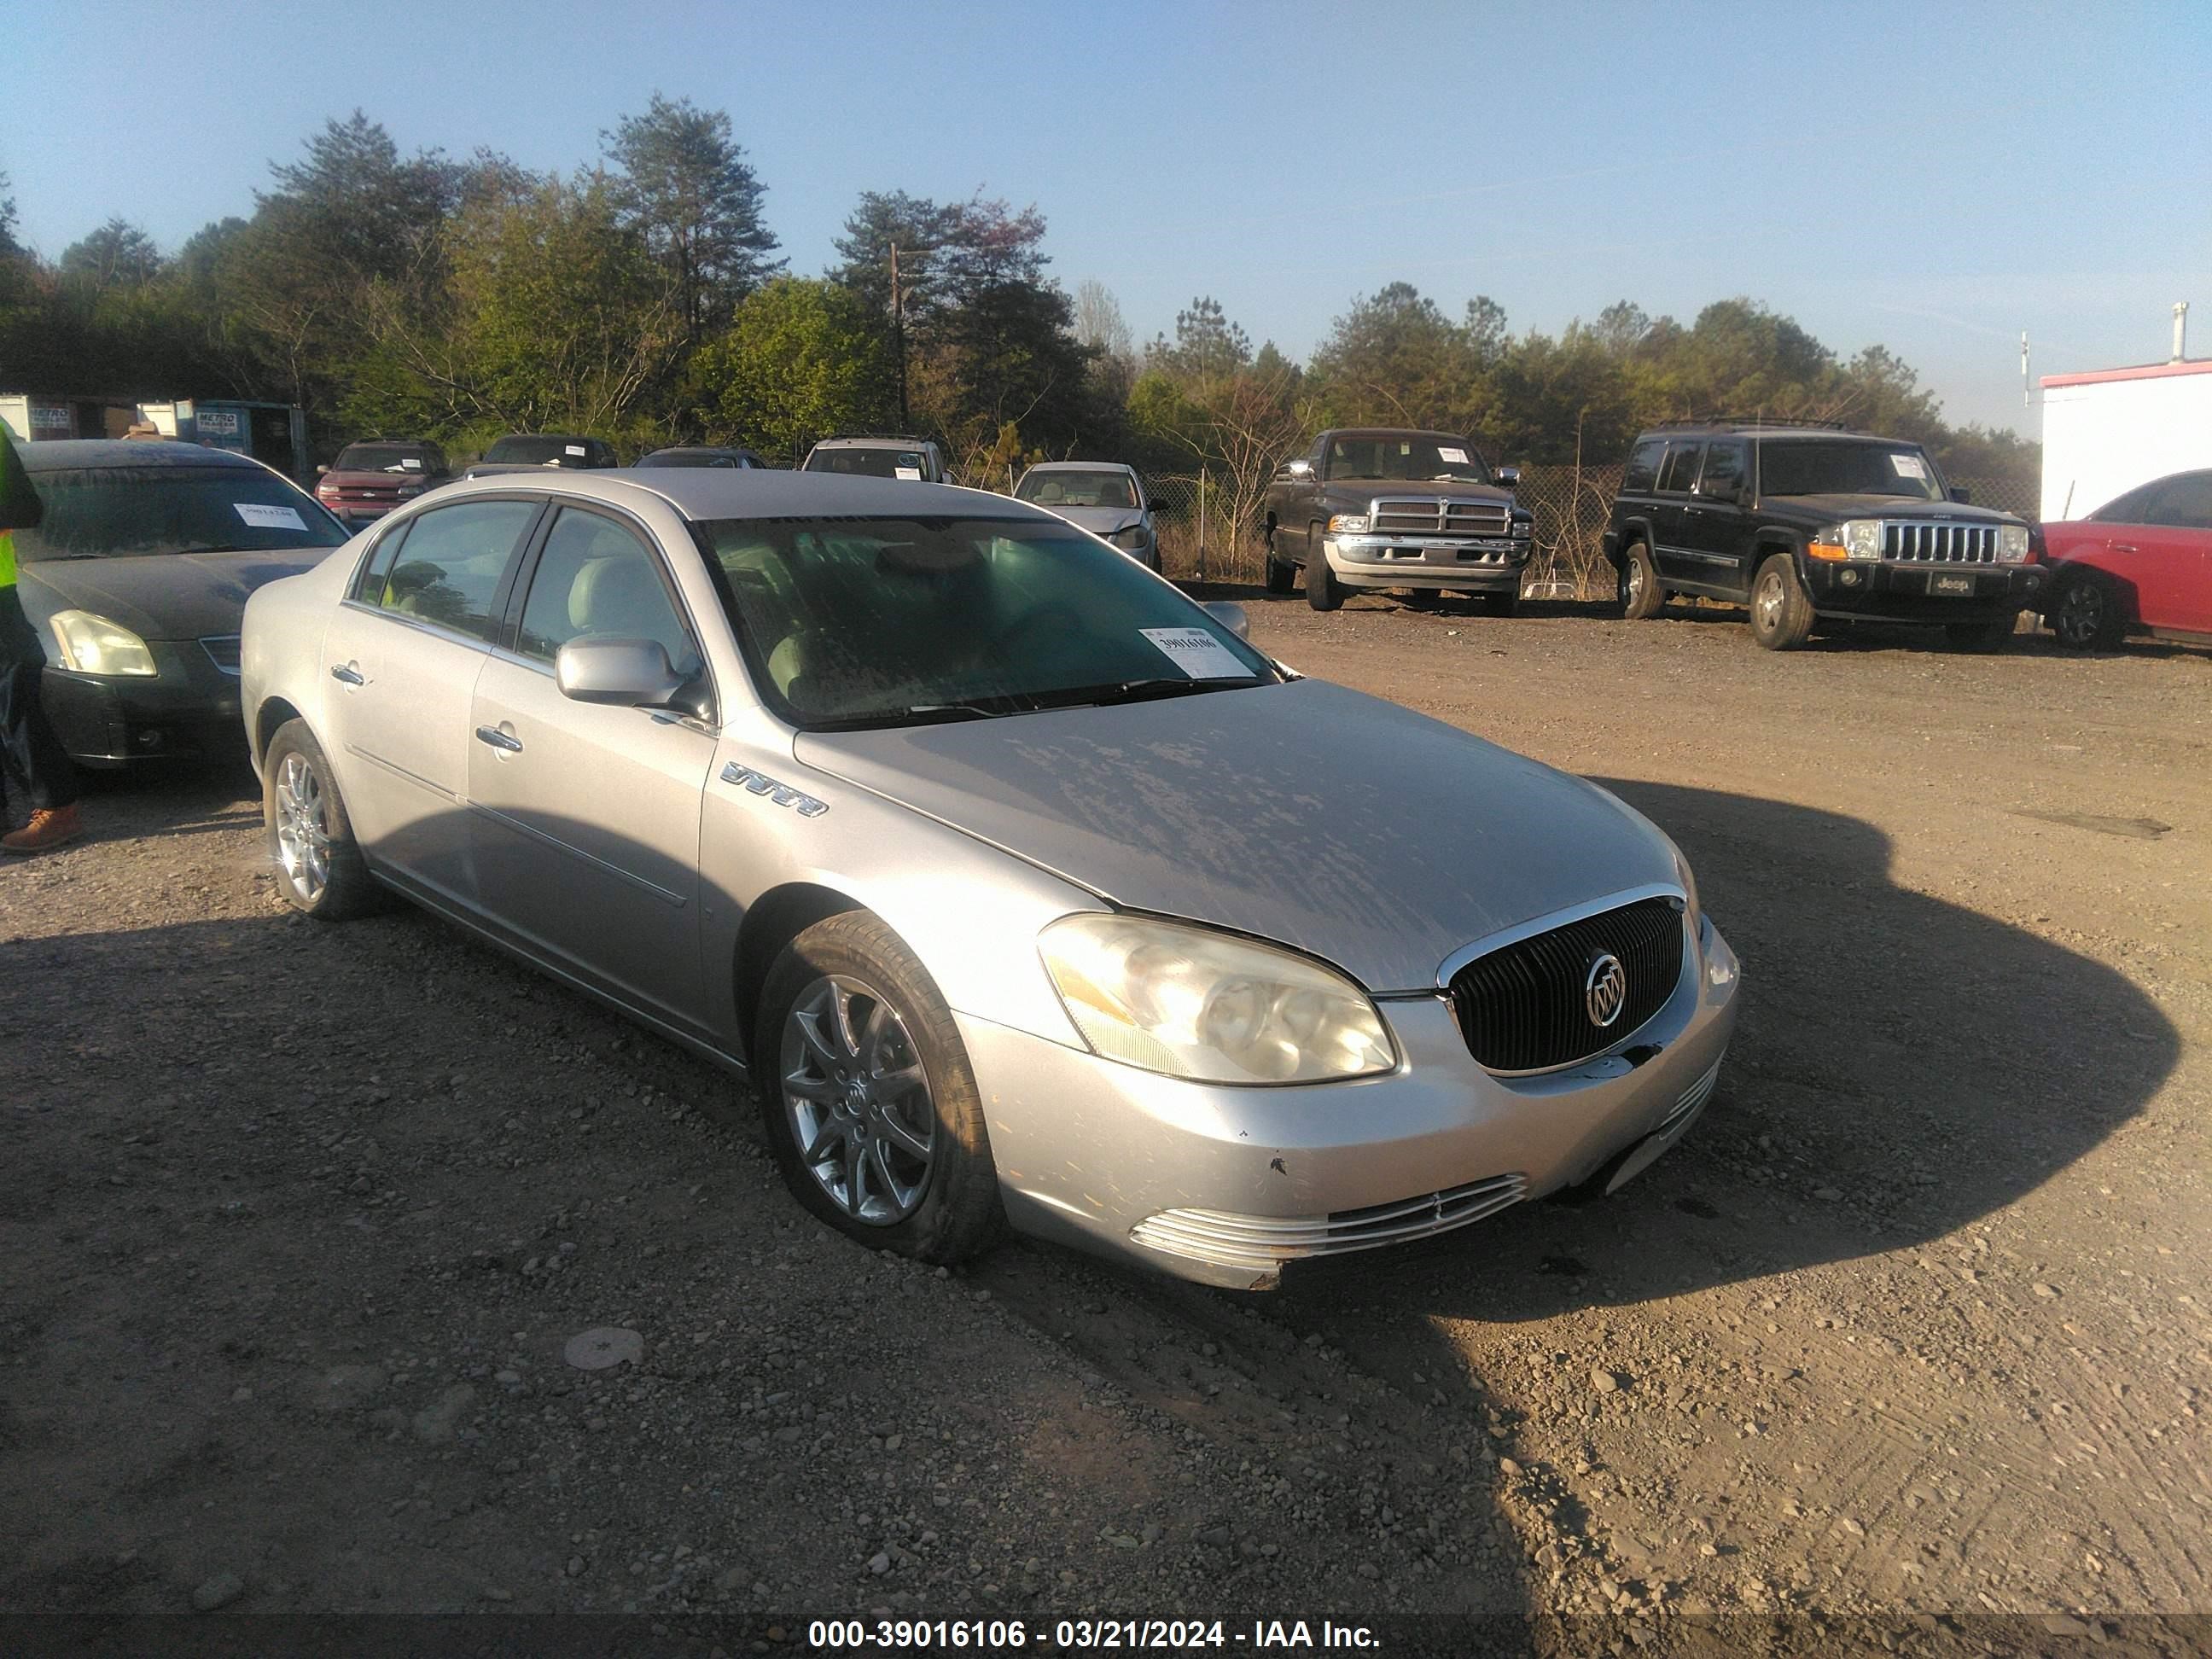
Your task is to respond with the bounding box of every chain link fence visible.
[976,465,2040,595]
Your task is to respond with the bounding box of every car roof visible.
[1318,427,1471,442]
[1020,461,1138,474]
[809,435,936,449]
[445,468,1034,521]
[1636,422,1891,442]
[17,439,268,472]
[643,445,757,457]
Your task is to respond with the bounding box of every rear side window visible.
[360,498,538,641]
[1622,439,1665,493]
[515,507,702,676]
[2143,472,2212,530]
[1697,443,1746,498]
[1657,442,1704,494]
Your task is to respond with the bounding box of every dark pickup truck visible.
[1604,421,2046,650]
[1263,428,1531,613]
[460,434,620,480]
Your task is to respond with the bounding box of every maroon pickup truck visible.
[314,439,450,527]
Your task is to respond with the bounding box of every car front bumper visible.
[1324,533,1529,591]
[1802,558,2045,622]
[41,640,248,765]
[972,917,1741,1289]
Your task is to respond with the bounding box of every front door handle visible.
[474,725,524,754]
[2108,542,2139,554]
[329,662,364,685]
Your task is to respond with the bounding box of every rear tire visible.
[1618,542,1664,620]
[2050,572,2124,650]
[1306,534,1344,611]
[754,911,1003,1266]
[1946,618,2016,652]
[1748,553,1815,650]
[1481,589,1519,617]
[1263,527,1295,593]
[263,719,383,920]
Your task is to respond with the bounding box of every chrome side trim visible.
[1434,881,1685,987]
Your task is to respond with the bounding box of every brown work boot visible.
[2,803,84,855]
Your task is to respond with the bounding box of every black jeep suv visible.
[1601,422,2046,650]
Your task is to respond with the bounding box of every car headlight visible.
[1997,523,2029,563]
[49,610,158,677]
[1511,518,1533,538]
[1111,525,1152,550]
[1326,514,1368,535]
[1039,913,1396,1085]
[1810,520,1883,562]
[1668,841,1702,934]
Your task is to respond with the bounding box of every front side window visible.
[1621,439,1665,493]
[1016,470,1138,509]
[1657,442,1704,494]
[696,515,1275,729]
[516,508,701,676]
[1324,436,1490,484]
[1757,441,1945,502]
[361,498,538,640]
[2088,482,2157,523]
[1696,443,1747,498]
[13,464,349,562]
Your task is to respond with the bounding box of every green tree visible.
[60,218,164,297]
[684,277,894,463]
[602,94,781,335]
[1308,282,1473,427]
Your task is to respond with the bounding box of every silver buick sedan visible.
[240,470,1739,1289]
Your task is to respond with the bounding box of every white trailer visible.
[2039,358,2212,521]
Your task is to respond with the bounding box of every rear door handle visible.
[329,662,364,685]
[474,725,524,754]
[2109,542,2139,554]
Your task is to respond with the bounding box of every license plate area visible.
[1933,573,1975,597]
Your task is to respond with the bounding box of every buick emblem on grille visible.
[1584,952,1627,1028]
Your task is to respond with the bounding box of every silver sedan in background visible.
[240,470,1738,1289]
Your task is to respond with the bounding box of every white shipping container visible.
[2039,360,2212,521]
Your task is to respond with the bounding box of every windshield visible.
[697,515,1274,728]
[13,465,351,562]
[1016,470,1138,509]
[1326,435,1490,483]
[484,436,597,467]
[334,444,440,474]
[1759,440,1945,501]
[806,447,928,480]
[638,450,748,469]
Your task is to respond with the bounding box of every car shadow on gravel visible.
[1265,780,2180,1324]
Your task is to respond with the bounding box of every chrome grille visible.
[1131,1173,1528,1272]
[199,636,242,676]
[1883,521,1998,563]
[1370,497,1511,537]
[1448,898,1687,1073]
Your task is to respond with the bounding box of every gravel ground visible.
[3,591,2207,1645]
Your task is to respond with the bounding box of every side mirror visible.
[1949,485,1972,504]
[1203,601,1251,641]
[1493,464,1521,488]
[316,464,329,475]
[1282,458,1313,481]
[556,637,690,710]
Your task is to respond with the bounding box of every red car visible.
[314,439,450,527]
[2040,469,2212,649]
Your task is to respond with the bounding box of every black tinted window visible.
[335,444,444,475]
[1697,443,1746,498]
[364,498,538,641]
[516,509,701,675]
[484,436,598,468]
[1622,439,1664,493]
[2143,473,2212,530]
[12,464,349,562]
[2088,482,2157,523]
[1657,443,1703,493]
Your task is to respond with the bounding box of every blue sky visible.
[5,0,2207,434]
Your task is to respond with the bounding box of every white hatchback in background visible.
[1013,463,1161,571]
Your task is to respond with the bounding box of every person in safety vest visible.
[0,422,84,854]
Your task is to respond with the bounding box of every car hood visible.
[793,678,1676,992]
[1324,479,1515,505]
[323,468,439,489]
[16,547,340,640]
[1763,493,2017,524]
[1042,504,1146,536]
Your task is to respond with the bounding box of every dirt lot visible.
[3,592,2208,1644]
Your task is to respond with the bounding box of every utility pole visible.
[890,242,909,428]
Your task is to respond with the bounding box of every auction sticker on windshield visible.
[1438,446,1470,464]
[235,503,307,532]
[1891,453,1929,479]
[1140,626,1250,678]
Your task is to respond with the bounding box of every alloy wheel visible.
[2057,581,2104,646]
[1625,558,1647,610]
[1754,569,1785,632]
[274,752,330,904]
[779,975,935,1225]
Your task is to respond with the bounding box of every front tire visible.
[1618,541,1664,620]
[1748,553,1815,650]
[263,719,382,920]
[754,911,1002,1265]
[2050,573,2124,650]
[1306,534,1344,612]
